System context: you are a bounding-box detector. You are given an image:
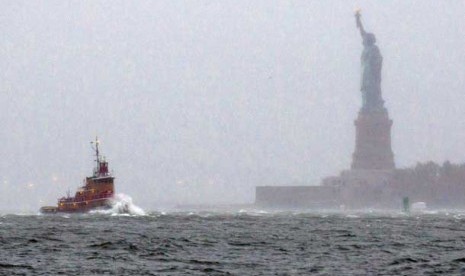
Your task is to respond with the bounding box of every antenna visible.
[90,136,100,175]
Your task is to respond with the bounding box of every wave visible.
[90,193,145,216]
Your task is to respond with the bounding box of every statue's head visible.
[363,33,376,46]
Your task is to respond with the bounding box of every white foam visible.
[91,193,145,216]
[411,202,427,212]
[346,214,359,218]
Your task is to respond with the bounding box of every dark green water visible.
[1,211,465,275]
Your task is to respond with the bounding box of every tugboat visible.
[40,138,115,213]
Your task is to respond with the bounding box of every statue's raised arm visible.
[355,10,366,38]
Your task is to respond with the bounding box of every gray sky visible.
[1,1,464,211]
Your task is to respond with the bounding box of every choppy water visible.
[2,209,465,275]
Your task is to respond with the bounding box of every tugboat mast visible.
[91,137,100,176]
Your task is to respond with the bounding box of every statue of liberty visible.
[355,10,384,112]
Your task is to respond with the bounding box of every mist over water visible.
[1,2,465,274]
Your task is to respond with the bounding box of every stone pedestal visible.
[351,109,395,170]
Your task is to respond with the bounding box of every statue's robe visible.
[361,44,383,111]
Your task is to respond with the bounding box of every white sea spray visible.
[91,193,145,216]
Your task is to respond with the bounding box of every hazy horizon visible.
[1,1,464,211]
